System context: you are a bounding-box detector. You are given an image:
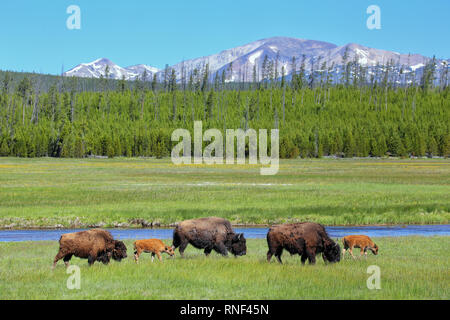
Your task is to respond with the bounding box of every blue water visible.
[0,225,448,242]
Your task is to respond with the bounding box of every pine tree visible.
[151,73,158,91]
[0,138,10,156]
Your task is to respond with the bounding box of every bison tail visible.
[266,231,275,252]
[172,229,182,248]
[57,235,63,247]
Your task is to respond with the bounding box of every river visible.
[0,224,449,242]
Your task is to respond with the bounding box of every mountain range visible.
[63,36,447,82]
[63,58,159,81]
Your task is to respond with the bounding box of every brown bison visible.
[266,222,341,265]
[52,229,127,268]
[134,239,175,263]
[172,217,247,257]
[342,235,378,259]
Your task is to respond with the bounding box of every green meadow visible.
[0,237,448,299]
[0,158,448,300]
[0,157,448,227]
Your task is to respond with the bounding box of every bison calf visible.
[134,239,174,263]
[342,235,378,259]
[52,229,127,269]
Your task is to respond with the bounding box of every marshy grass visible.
[0,157,448,227]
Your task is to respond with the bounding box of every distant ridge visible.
[64,58,159,80]
[63,36,448,82]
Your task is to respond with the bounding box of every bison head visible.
[371,244,379,255]
[112,240,127,261]
[230,233,247,256]
[323,242,341,263]
[165,245,175,257]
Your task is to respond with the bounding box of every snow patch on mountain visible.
[410,63,425,71]
[269,45,278,52]
[248,50,263,65]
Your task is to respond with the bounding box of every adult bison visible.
[172,217,247,257]
[52,229,127,268]
[266,222,340,265]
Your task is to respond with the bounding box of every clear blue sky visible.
[1,0,448,74]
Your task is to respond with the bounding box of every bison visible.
[134,239,175,263]
[52,229,127,269]
[266,222,341,265]
[342,235,378,259]
[172,217,247,257]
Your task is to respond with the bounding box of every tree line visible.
[0,55,448,159]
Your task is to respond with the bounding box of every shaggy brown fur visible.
[134,239,175,263]
[342,235,378,259]
[267,222,341,265]
[172,217,247,257]
[52,229,127,268]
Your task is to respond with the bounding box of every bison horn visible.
[233,233,243,242]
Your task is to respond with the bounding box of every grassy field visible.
[0,157,449,227]
[0,237,448,299]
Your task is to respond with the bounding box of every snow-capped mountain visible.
[124,64,159,80]
[181,37,340,81]
[63,58,159,80]
[64,37,447,82]
[174,37,431,82]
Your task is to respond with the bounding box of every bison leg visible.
[306,248,317,265]
[87,255,96,266]
[204,247,213,256]
[275,254,283,264]
[96,251,111,265]
[267,245,279,263]
[213,243,228,256]
[350,248,356,259]
[275,247,283,264]
[178,241,188,258]
[134,248,142,263]
[63,254,73,267]
[52,249,68,269]
[301,253,308,265]
[362,248,367,259]
[267,250,273,263]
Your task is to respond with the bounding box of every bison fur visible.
[52,229,127,268]
[266,222,340,265]
[172,217,247,257]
